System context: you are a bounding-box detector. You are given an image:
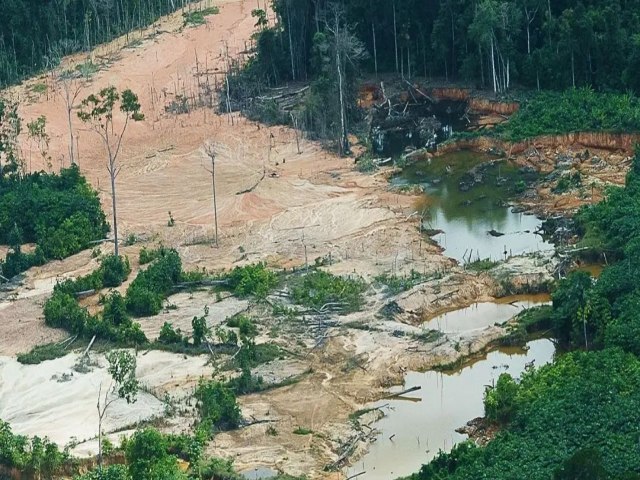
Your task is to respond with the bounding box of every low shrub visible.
[158,322,187,345]
[101,254,131,287]
[44,291,90,334]
[290,270,367,313]
[227,263,279,298]
[125,249,182,316]
[195,380,241,432]
[17,343,68,364]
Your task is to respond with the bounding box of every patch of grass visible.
[75,61,98,78]
[412,329,444,343]
[343,321,376,331]
[30,82,47,94]
[466,258,499,272]
[183,6,220,26]
[356,156,378,173]
[293,427,313,435]
[17,342,71,364]
[374,269,438,294]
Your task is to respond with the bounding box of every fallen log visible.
[75,289,96,299]
[257,86,309,101]
[236,168,266,195]
[81,335,96,357]
[385,386,422,399]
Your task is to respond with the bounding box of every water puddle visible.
[240,467,278,480]
[393,151,554,263]
[573,263,604,278]
[426,294,550,333]
[346,338,556,480]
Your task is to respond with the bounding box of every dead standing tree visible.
[58,73,83,165]
[204,142,220,247]
[323,4,367,156]
[78,87,144,256]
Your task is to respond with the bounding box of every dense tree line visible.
[0,0,202,86]
[247,0,640,93]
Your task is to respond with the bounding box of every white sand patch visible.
[0,351,213,448]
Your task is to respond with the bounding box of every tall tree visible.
[78,87,143,256]
[97,350,139,468]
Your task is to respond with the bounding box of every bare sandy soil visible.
[0,1,564,479]
[0,351,212,448]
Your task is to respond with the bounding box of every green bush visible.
[195,380,241,432]
[200,457,243,480]
[182,6,219,26]
[75,465,130,480]
[101,254,131,287]
[1,247,46,278]
[553,172,582,194]
[484,373,520,424]
[191,314,209,346]
[139,245,169,265]
[226,366,265,395]
[375,270,428,294]
[43,291,91,334]
[227,263,279,298]
[158,322,185,345]
[125,428,187,480]
[226,315,258,338]
[0,421,67,474]
[17,343,68,364]
[102,291,131,327]
[125,249,182,316]
[290,270,367,313]
[0,166,109,274]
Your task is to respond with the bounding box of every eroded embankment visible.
[429,87,520,116]
[437,131,640,156]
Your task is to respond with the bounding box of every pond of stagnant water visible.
[346,338,556,480]
[392,150,554,263]
[425,294,550,333]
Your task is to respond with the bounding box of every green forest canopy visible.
[4,1,640,92]
[239,0,640,94]
[0,0,204,87]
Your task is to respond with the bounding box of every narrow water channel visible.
[346,338,556,480]
[392,151,554,263]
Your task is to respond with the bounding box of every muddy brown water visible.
[345,338,556,480]
[425,294,551,333]
[394,151,554,263]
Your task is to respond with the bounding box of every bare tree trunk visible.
[393,1,398,73]
[286,1,296,80]
[109,163,119,256]
[490,35,497,93]
[336,20,348,156]
[204,144,219,246]
[372,21,378,77]
[211,156,218,247]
